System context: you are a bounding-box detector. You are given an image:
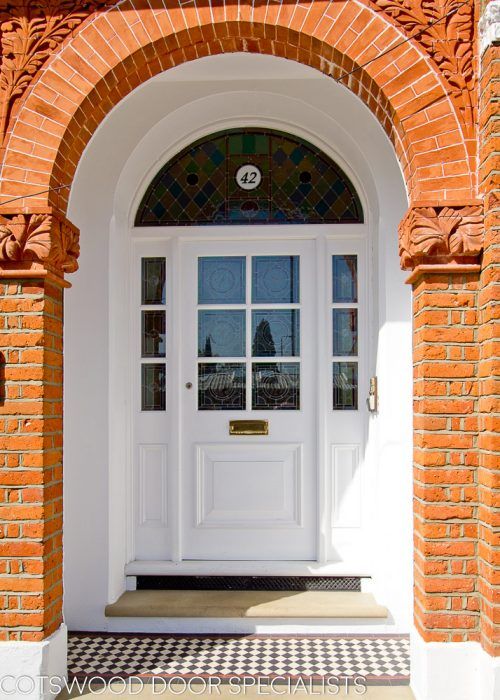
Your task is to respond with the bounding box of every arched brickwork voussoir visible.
[0,0,475,211]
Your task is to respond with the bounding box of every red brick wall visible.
[0,276,64,640]
[412,271,481,642]
[478,39,500,657]
[0,0,494,653]
[0,1,474,211]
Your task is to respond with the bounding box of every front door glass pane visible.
[197,255,301,411]
[252,363,300,410]
[198,310,245,357]
[198,363,246,410]
[252,310,300,357]
[252,256,299,303]
[198,256,246,304]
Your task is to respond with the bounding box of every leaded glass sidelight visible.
[136,129,363,226]
[332,255,359,410]
[141,257,167,411]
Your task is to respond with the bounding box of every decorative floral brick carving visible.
[399,204,484,269]
[0,0,476,145]
[0,0,110,144]
[0,209,80,273]
[370,0,475,133]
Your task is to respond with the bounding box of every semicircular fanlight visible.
[136,129,363,226]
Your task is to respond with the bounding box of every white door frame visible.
[125,223,372,575]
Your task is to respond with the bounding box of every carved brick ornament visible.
[399,204,484,270]
[370,0,475,133]
[0,209,80,273]
[0,0,111,144]
[0,0,476,145]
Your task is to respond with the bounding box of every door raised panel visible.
[331,444,361,528]
[139,444,168,527]
[196,444,302,528]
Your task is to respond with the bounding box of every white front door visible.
[132,229,368,568]
[180,238,317,560]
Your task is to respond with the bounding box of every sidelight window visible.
[141,257,166,411]
[332,255,358,410]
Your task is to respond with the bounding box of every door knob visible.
[185,382,193,389]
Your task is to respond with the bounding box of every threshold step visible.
[105,590,388,618]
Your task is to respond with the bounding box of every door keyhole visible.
[185,382,193,389]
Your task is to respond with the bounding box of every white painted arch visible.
[64,53,412,634]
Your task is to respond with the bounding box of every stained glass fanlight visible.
[135,129,363,226]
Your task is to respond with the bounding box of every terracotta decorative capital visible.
[398,202,484,271]
[0,208,79,278]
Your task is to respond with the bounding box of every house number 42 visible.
[235,164,262,191]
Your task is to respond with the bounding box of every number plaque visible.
[235,164,262,191]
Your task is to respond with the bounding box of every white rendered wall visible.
[0,624,67,700]
[64,54,412,632]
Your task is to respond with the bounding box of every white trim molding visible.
[411,628,500,700]
[0,624,67,700]
[479,0,500,54]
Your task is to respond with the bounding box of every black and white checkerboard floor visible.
[68,634,410,684]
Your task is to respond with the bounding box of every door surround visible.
[63,59,412,631]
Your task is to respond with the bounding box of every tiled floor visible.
[68,633,410,685]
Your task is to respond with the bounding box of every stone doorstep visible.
[104,590,388,618]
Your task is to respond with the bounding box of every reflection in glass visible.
[142,258,166,305]
[142,311,166,357]
[198,256,246,304]
[332,309,358,356]
[252,363,300,410]
[252,310,300,357]
[252,256,299,303]
[332,255,357,302]
[198,363,245,410]
[198,311,245,357]
[142,364,166,411]
[332,362,358,410]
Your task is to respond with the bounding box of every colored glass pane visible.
[136,129,363,225]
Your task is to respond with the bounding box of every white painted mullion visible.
[171,236,182,562]
[246,254,252,411]
[316,234,329,563]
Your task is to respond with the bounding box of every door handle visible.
[366,376,378,413]
[185,382,193,389]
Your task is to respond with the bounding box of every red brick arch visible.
[0,0,474,211]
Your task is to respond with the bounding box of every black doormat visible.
[136,575,362,591]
